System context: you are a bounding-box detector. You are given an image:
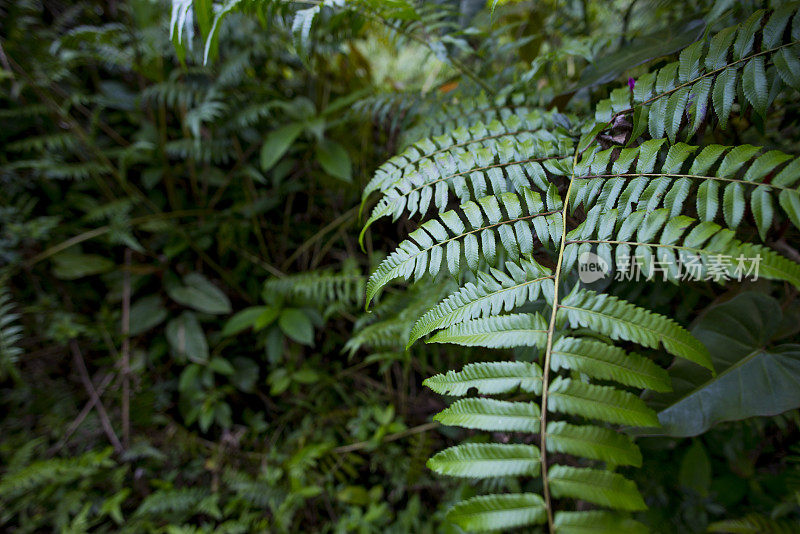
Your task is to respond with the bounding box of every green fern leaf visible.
[554,510,648,534]
[433,398,540,432]
[548,377,660,427]
[446,493,546,531]
[560,290,712,371]
[547,421,642,467]
[427,313,548,348]
[423,361,543,396]
[408,258,553,343]
[427,443,540,478]
[549,465,647,511]
[551,337,671,392]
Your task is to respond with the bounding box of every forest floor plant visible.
[360,4,800,532]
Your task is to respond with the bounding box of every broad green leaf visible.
[52,253,114,280]
[278,308,315,346]
[651,292,800,436]
[221,306,271,337]
[166,311,208,364]
[316,139,352,182]
[167,273,232,315]
[129,295,168,336]
[261,122,304,172]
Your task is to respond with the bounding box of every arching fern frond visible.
[594,6,800,142]
[366,189,564,303]
[360,117,573,245]
[358,5,800,532]
[572,140,800,240]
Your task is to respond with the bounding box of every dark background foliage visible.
[0,0,798,532]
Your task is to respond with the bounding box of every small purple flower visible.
[628,77,636,92]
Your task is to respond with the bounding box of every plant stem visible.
[539,150,579,532]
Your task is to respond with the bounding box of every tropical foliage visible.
[2,0,800,532]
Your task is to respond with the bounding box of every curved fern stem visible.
[540,149,580,531]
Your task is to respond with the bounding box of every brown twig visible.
[121,249,132,448]
[48,371,117,454]
[70,341,124,454]
[332,421,439,454]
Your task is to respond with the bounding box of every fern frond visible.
[366,189,563,303]
[551,336,671,392]
[548,465,647,511]
[548,377,660,427]
[361,110,572,235]
[572,140,800,240]
[708,513,800,534]
[408,258,553,344]
[264,268,364,306]
[553,510,648,534]
[0,288,23,380]
[401,92,552,146]
[428,313,549,348]
[433,398,541,432]
[135,487,210,516]
[546,421,642,467]
[423,361,543,396]
[560,289,712,370]
[563,209,800,288]
[427,443,541,478]
[594,6,800,141]
[445,493,546,532]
